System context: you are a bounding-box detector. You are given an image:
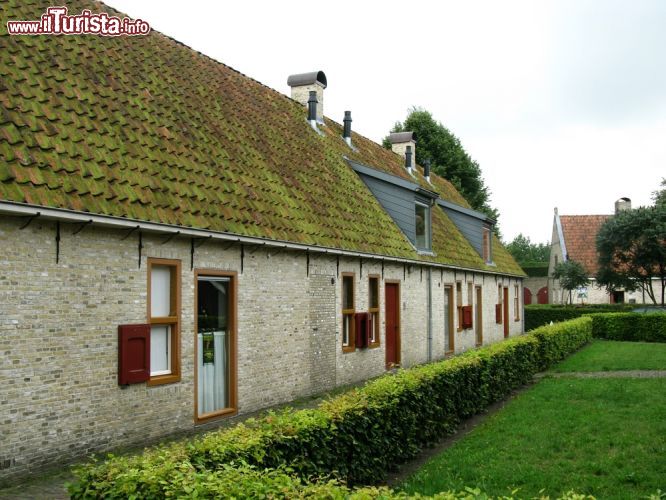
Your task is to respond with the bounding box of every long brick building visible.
[0,0,525,482]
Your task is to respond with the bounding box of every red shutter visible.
[354,312,369,348]
[495,304,502,324]
[462,306,473,329]
[118,324,151,385]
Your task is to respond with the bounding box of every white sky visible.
[105,0,666,244]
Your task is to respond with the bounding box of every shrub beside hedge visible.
[525,304,635,331]
[69,320,593,499]
[590,312,666,342]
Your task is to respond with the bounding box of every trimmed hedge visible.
[590,312,666,342]
[68,463,599,499]
[69,319,593,499]
[525,304,635,331]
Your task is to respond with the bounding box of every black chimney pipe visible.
[307,91,317,123]
[343,111,352,139]
[423,158,431,178]
[405,145,413,169]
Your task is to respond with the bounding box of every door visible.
[523,287,532,305]
[475,286,483,346]
[503,287,510,338]
[385,282,400,369]
[444,286,454,354]
[537,286,548,304]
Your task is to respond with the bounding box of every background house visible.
[0,0,525,483]
[548,198,650,304]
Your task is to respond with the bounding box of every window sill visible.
[147,373,180,386]
[368,342,380,349]
[195,407,237,424]
[342,346,355,354]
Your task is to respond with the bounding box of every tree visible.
[653,178,666,208]
[596,204,666,305]
[506,233,550,264]
[384,108,499,225]
[553,260,590,304]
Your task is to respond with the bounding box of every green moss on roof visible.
[0,0,524,276]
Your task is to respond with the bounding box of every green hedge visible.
[68,463,602,499]
[525,304,635,331]
[69,320,593,499]
[590,312,666,342]
[520,262,549,277]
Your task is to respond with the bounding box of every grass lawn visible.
[400,378,666,499]
[551,339,666,372]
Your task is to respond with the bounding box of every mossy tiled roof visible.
[0,0,524,276]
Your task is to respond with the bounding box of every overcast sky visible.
[105,0,666,244]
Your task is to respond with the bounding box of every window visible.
[195,270,237,421]
[514,284,520,321]
[342,273,355,352]
[456,281,463,331]
[148,258,181,385]
[415,202,431,250]
[482,227,492,262]
[368,276,380,347]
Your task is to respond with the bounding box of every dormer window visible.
[415,201,431,251]
[483,227,492,263]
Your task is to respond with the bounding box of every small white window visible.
[415,202,431,250]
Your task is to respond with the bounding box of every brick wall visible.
[0,215,524,484]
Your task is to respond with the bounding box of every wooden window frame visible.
[475,285,483,346]
[514,284,520,321]
[342,273,356,353]
[147,258,181,386]
[456,281,463,331]
[368,275,380,348]
[194,269,238,423]
[444,284,455,354]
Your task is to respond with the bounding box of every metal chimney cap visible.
[287,71,327,88]
[388,131,416,144]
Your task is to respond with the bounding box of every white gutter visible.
[0,201,526,278]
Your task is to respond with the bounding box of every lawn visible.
[551,339,666,372]
[400,377,666,499]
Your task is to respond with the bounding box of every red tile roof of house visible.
[560,214,612,275]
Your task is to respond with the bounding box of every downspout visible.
[427,268,432,362]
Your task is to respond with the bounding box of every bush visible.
[529,317,593,368]
[69,322,593,498]
[525,304,635,331]
[590,312,666,342]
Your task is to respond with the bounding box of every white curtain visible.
[198,331,227,415]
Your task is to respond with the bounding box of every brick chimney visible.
[287,71,327,123]
[614,197,631,214]
[388,131,416,174]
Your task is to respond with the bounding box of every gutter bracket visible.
[19,212,41,230]
[72,219,93,235]
[138,231,143,269]
[161,231,180,245]
[55,221,61,264]
[121,225,140,241]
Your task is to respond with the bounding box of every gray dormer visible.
[346,158,436,252]
[438,200,495,263]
